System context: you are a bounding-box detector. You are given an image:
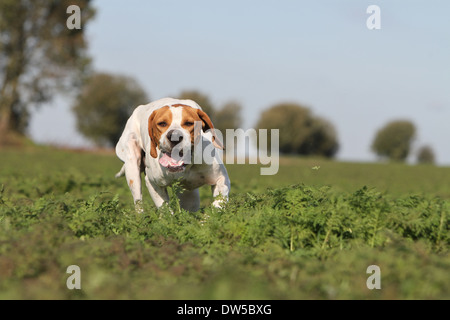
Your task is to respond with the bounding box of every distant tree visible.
[72,73,149,147]
[255,103,339,158]
[0,0,95,143]
[214,101,243,133]
[417,145,435,165]
[213,100,243,148]
[177,90,215,120]
[305,116,340,158]
[371,120,416,162]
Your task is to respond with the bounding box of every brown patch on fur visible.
[196,109,224,150]
[181,107,203,145]
[148,106,172,158]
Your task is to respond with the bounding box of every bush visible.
[72,72,149,147]
[255,103,339,158]
[417,145,436,165]
[371,120,416,162]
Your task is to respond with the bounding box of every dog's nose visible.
[167,130,184,146]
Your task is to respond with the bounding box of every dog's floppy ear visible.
[148,111,158,158]
[196,109,225,150]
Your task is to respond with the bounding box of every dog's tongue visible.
[159,152,184,168]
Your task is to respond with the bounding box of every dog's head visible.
[148,102,223,172]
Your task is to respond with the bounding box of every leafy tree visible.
[417,145,435,165]
[255,102,339,158]
[214,101,243,134]
[212,100,243,148]
[371,120,416,162]
[0,0,95,144]
[305,116,340,158]
[72,73,149,147]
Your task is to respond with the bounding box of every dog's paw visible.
[212,194,228,209]
[134,200,144,214]
[212,200,223,209]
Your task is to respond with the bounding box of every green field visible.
[0,147,449,299]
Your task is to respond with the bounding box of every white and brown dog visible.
[115,98,230,212]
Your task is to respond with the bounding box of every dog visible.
[115,98,230,212]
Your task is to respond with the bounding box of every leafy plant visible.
[0,148,449,299]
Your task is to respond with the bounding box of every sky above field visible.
[29,0,450,165]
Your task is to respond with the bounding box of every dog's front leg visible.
[123,161,143,211]
[116,134,144,212]
[211,175,230,208]
[144,175,169,209]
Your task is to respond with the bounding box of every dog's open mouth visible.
[159,151,187,172]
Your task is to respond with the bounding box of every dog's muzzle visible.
[159,129,192,172]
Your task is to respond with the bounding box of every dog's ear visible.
[148,111,158,158]
[196,109,225,150]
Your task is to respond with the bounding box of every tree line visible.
[68,72,439,165]
[72,72,340,158]
[0,0,436,164]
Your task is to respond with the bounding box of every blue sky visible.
[29,0,450,164]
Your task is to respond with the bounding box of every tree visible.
[255,102,339,158]
[212,100,243,148]
[305,116,340,158]
[417,145,435,165]
[371,120,416,162]
[72,73,149,147]
[0,0,95,144]
[214,101,243,134]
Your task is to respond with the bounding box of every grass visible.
[0,147,449,299]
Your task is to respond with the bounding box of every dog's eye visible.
[184,121,194,126]
[158,121,167,127]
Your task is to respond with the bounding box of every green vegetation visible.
[256,103,339,158]
[417,145,436,165]
[371,120,416,162]
[0,0,95,139]
[0,148,449,299]
[72,72,149,147]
